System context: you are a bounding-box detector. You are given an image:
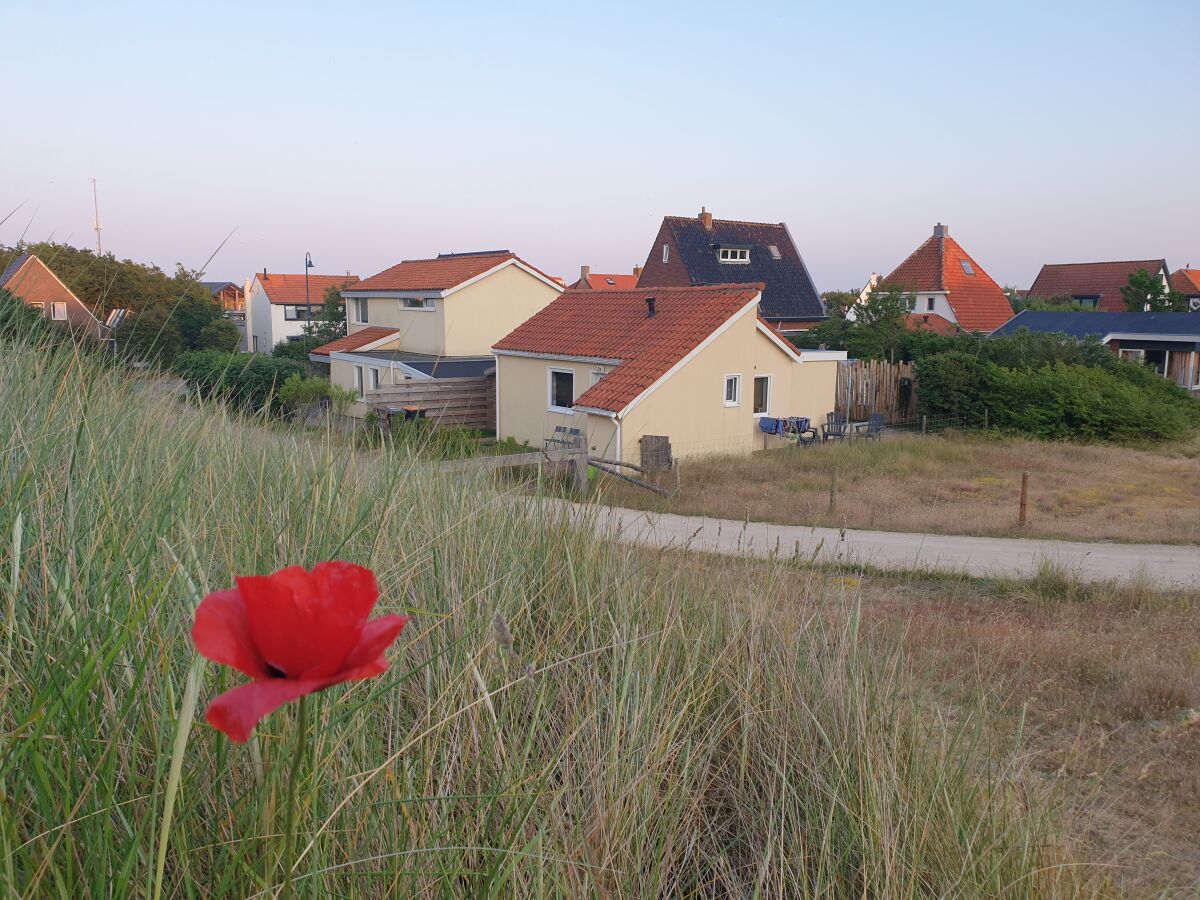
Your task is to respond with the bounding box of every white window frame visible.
[662,243,670,264]
[354,365,365,398]
[50,302,68,321]
[351,298,369,324]
[724,373,741,407]
[283,305,317,321]
[370,368,382,390]
[547,367,575,414]
[29,302,45,315]
[718,248,750,264]
[400,297,435,311]
[752,374,771,417]
[252,335,259,352]
[926,297,936,312]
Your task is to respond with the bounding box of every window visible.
[768,245,782,260]
[724,374,741,406]
[960,259,975,276]
[29,302,45,316]
[50,302,68,321]
[352,298,369,324]
[549,368,575,412]
[753,375,770,416]
[354,365,365,398]
[283,305,317,321]
[718,248,750,263]
[252,336,259,352]
[400,297,433,310]
[286,334,304,343]
[370,368,382,390]
[662,244,670,264]
[926,297,935,312]
[604,278,615,286]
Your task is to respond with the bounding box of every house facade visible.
[313,250,562,413]
[870,223,1013,332]
[635,209,825,334]
[201,280,244,311]
[1027,259,1170,311]
[492,285,845,462]
[244,270,360,353]
[0,253,113,341]
[993,311,1200,391]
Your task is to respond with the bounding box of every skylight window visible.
[768,245,782,260]
[960,260,975,276]
[605,278,615,285]
[718,248,750,264]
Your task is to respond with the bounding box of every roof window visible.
[960,260,975,276]
[768,245,782,260]
[718,248,750,264]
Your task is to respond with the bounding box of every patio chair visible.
[822,411,850,442]
[854,413,886,440]
[785,416,819,447]
[544,425,584,450]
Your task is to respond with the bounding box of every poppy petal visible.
[238,567,323,677]
[338,614,411,674]
[191,589,268,679]
[204,678,327,743]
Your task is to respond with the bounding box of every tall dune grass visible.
[0,337,1098,897]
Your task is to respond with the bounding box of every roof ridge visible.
[663,214,786,228]
[1041,259,1165,267]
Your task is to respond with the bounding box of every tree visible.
[302,283,350,343]
[1121,269,1186,312]
[820,290,860,319]
[197,318,242,352]
[172,293,223,348]
[114,304,183,365]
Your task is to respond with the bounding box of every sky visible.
[3,0,1198,292]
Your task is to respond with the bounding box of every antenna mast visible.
[90,177,103,254]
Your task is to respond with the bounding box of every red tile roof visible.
[1027,260,1168,312]
[257,272,360,305]
[310,327,398,358]
[572,272,641,290]
[1170,268,1200,296]
[352,251,558,292]
[902,313,959,335]
[493,284,763,414]
[885,228,1013,332]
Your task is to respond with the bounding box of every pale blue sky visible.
[2,0,1197,291]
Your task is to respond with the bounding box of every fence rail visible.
[835,360,915,421]
[366,375,495,430]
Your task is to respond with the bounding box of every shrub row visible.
[173,350,305,412]
[915,351,1200,442]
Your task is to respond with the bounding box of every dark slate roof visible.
[992,310,1200,340]
[343,351,495,378]
[200,280,237,294]
[653,216,822,320]
[0,253,31,289]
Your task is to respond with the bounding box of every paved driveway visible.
[561,503,1200,588]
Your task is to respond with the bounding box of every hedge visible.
[173,351,304,412]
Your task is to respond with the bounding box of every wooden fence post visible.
[573,447,589,498]
[983,408,989,431]
[921,414,927,435]
[1018,471,1029,527]
[828,467,838,514]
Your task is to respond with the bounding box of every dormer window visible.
[718,248,750,264]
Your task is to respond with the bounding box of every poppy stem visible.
[281,694,309,899]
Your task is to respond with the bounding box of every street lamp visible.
[304,252,315,328]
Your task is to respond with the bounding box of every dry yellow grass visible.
[679,551,1200,897]
[599,432,1200,544]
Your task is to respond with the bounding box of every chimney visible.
[699,207,713,230]
[632,265,643,279]
[933,223,949,239]
[645,296,657,318]
[262,267,267,278]
[579,264,590,285]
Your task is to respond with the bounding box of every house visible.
[993,310,1200,391]
[569,265,642,290]
[244,270,359,353]
[200,280,244,311]
[0,253,115,341]
[313,250,562,414]
[492,284,846,463]
[1027,259,1170,311]
[635,209,824,334]
[1170,269,1200,310]
[872,223,1013,332]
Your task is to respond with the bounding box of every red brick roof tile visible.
[902,312,959,335]
[352,251,558,292]
[885,229,1013,332]
[493,284,763,414]
[257,273,360,305]
[1027,260,1168,312]
[310,327,398,358]
[572,272,640,290]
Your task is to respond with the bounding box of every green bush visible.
[196,318,242,352]
[278,372,330,409]
[173,350,304,412]
[114,304,184,365]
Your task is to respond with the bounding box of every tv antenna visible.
[90,177,103,254]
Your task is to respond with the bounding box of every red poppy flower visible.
[191,561,409,742]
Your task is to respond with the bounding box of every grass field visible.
[596,432,1200,544]
[2,335,1192,897]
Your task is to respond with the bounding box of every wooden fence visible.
[834,360,915,421]
[366,375,495,430]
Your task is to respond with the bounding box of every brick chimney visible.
[699,207,713,230]
[579,264,590,286]
[933,222,949,239]
[632,265,643,279]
